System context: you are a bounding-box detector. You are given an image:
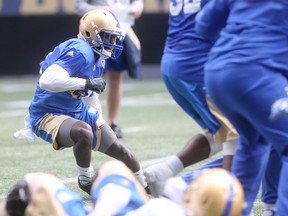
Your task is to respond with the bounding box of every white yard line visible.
[0,110,27,118]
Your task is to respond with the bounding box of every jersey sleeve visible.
[195,0,230,41]
[54,48,88,77]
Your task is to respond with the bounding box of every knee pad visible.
[98,123,117,153]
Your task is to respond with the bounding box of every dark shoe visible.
[78,171,98,195]
[144,163,174,197]
[110,123,124,139]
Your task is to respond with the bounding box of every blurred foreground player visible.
[26,8,148,194]
[0,173,87,216]
[0,161,244,216]
[92,162,245,216]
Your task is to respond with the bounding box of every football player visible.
[0,172,87,216]
[144,0,238,197]
[91,162,244,216]
[144,1,281,215]
[196,0,288,215]
[25,8,148,195]
[74,0,144,139]
[0,161,244,216]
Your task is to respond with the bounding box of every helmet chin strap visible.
[101,48,112,58]
[92,46,111,59]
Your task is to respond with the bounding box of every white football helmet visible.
[78,8,124,59]
[182,168,245,216]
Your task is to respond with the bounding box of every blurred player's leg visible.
[144,133,222,197]
[57,118,96,194]
[144,75,238,197]
[276,159,288,215]
[205,64,288,215]
[261,147,281,216]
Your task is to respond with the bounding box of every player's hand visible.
[270,97,288,121]
[85,78,106,94]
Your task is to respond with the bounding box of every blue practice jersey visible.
[29,38,105,125]
[55,188,88,216]
[162,0,213,81]
[91,174,146,216]
[196,0,288,75]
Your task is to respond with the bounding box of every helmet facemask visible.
[91,28,124,59]
[78,9,124,60]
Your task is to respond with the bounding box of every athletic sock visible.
[77,164,94,183]
[134,168,148,188]
[164,155,184,176]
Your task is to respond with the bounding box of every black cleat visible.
[110,123,124,139]
[78,171,98,195]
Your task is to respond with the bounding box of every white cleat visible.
[144,163,174,197]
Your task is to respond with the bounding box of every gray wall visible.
[0,13,168,76]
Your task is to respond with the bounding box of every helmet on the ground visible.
[79,8,124,59]
[182,168,244,216]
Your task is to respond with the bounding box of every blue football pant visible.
[162,74,221,134]
[262,146,281,205]
[205,63,288,216]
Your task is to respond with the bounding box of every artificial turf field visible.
[0,74,262,214]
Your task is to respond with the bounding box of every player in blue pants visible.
[144,1,280,215]
[196,0,288,215]
[261,147,281,215]
[144,0,239,198]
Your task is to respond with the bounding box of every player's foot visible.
[144,163,174,197]
[110,123,123,139]
[262,209,276,216]
[78,171,98,195]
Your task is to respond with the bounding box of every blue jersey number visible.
[170,0,201,16]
